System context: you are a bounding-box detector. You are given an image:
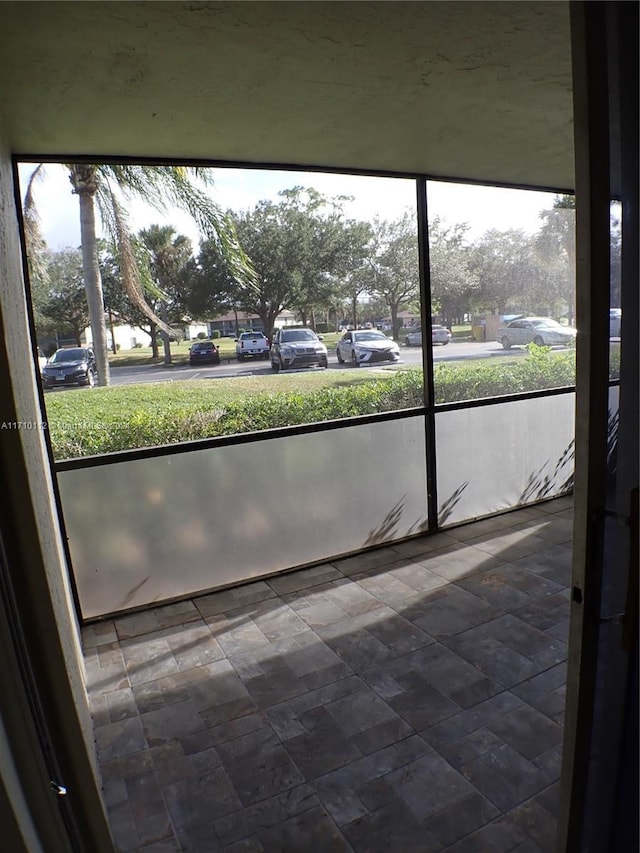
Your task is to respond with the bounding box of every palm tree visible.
[24,163,253,385]
[139,225,192,365]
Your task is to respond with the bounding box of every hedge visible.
[47,347,604,460]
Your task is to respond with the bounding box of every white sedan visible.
[405,325,451,346]
[497,317,577,349]
[336,329,401,367]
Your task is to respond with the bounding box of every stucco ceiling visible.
[0,1,574,189]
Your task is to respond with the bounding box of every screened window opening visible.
[426,181,577,404]
[19,162,422,461]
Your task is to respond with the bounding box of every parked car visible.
[404,329,422,346]
[497,317,577,349]
[431,325,451,345]
[270,328,328,371]
[41,347,97,389]
[235,331,270,360]
[404,325,451,346]
[336,329,401,366]
[188,340,220,366]
[37,347,47,372]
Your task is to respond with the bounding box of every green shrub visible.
[434,348,576,403]
[609,345,620,380]
[47,349,580,460]
[196,332,207,340]
[211,330,221,339]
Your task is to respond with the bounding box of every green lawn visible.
[44,367,398,458]
[450,323,472,341]
[48,368,379,413]
[44,343,595,460]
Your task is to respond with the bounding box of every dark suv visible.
[41,347,97,389]
[189,340,221,366]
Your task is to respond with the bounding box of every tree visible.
[428,217,477,326]
[98,245,145,352]
[534,206,576,322]
[182,235,252,333]
[37,249,90,346]
[470,228,539,316]
[138,226,193,363]
[275,188,370,329]
[24,164,252,385]
[22,167,51,330]
[194,188,370,340]
[328,219,374,329]
[553,193,576,209]
[195,201,294,339]
[101,230,195,357]
[366,212,419,340]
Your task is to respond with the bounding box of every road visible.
[106,339,540,386]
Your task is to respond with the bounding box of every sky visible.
[17,162,559,253]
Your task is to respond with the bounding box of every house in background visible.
[207,310,297,337]
[84,321,211,350]
[81,312,300,351]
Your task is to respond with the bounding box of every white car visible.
[235,331,270,360]
[405,325,451,346]
[497,317,577,349]
[336,329,401,367]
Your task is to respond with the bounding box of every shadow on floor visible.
[82,496,573,853]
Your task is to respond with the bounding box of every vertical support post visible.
[416,178,438,531]
[558,2,638,850]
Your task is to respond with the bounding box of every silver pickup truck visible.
[235,331,270,360]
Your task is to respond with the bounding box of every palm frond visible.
[22,164,50,287]
[105,187,173,335]
[100,165,258,288]
[23,164,46,226]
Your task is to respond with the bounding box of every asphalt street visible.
[106,340,539,386]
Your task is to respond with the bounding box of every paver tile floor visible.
[83,496,573,852]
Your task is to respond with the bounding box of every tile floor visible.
[83,496,573,853]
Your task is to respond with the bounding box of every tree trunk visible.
[108,308,117,354]
[351,296,358,329]
[260,308,281,341]
[149,322,159,358]
[76,189,110,386]
[160,302,172,365]
[258,308,271,340]
[390,303,400,341]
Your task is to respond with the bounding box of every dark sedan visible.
[189,341,221,366]
[41,347,97,389]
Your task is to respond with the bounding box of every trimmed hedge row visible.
[49,348,600,460]
[434,348,577,401]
